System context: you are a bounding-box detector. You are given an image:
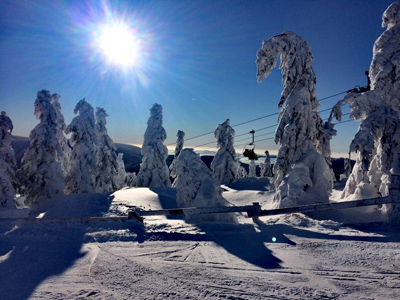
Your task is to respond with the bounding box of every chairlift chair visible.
[242,130,258,160]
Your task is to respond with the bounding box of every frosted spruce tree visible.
[210,119,239,184]
[51,93,71,176]
[260,150,272,177]
[115,153,136,188]
[134,103,171,188]
[331,2,400,200]
[256,31,332,207]
[169,130,185,180]
[174,148,234,222]
[248,160,256,178]
[95,107,122,192]
[65,98,98,194]
[18,90,65,206]
[0,111,17,207]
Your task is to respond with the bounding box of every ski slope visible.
[1,179,399,299]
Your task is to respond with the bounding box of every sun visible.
[98,24,139,68]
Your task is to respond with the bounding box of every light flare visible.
[98,24,139,68]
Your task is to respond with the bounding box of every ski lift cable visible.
[174,90,348,147]
[192,111,353,150]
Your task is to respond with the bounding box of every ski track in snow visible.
[1,185,400,299]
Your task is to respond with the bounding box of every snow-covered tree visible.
[331,2,400,200]
[370,1,400,114]
[0,111,17,207]
[260,150,272,177]
[174,148,234,222]
[94,107,122,192]
[51,93,71,176]
[18,90,65,206]
[115,153,136,188]
[65,98,98,194]
[248,160,256,178]
[170,130,185,180]
[332,92,400,199]
[256,31,331,207]
[135,103,171,188]
[237,166,247,178]
[344,157,352,178]
[211,119,239,184]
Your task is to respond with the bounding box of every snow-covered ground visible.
[1,179,399,299]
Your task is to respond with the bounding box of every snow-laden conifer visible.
[135,103,171,188]
[18,90,65,206]
[170,130,185,180]
[370,1,400,114]
[332,92,400,199]
[65,98,98,194]
[174,148,234,222]
[331,2,400,200]
[51,93,70,176]
[248,160,256,178]
[260,150,272,177]
[211,119,239,184]
[0,111,17,207]
[237,166,247,178]
[256,31,331,207]
[95,107,121,192]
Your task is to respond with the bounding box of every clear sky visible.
[0,0,395,157]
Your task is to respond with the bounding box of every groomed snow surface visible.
[1,179,399,299]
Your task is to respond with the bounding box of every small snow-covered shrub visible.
[174,148,235,223]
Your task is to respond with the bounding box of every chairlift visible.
[242,130,258,160]
[347,71,371,94]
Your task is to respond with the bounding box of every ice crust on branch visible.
[135,103,171,188]
[256,31,331,207]
[211,119,239,184]
[0,111,17,207]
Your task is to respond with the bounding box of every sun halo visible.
[98,24,139,68]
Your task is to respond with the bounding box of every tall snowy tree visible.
[95,107,122,192]
[210,119,239,184]
[331,2,400,201]
[18,90,65,206]
[260,150,272,177]
[65,98,98,194]
[256,31,332,207]
[51,93,70,176]
[170,130,185,180]
[134,103,171,188]
[174,148,235,223]
[0,111,17,207]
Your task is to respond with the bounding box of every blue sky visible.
[0,0,395,157]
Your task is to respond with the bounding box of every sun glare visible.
[98,24,138,68]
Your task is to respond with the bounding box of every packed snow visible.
[1,178,399,299]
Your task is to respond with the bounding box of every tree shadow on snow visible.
[0,193,116,299]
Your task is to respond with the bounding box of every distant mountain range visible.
[11,136,352,178]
